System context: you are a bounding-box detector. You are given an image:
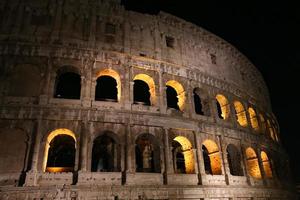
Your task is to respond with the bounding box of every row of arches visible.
[215,94,279,142]
[43,129,273,180]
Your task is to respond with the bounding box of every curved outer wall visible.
[0,0,296,199]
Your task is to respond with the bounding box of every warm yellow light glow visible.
[43,128,76,172]
[245,147,262,179]
[267,120,275,141]
[216,94,230,120]
[46,167,73,173]
[134,74,156,105]
[173,136,195,174]
[166,80,186,111]
[261,151,273,178]
[248,107,259,132]
[203,140,222,175]
[96,69,121,101]
[234,101,248,127]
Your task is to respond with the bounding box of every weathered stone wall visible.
[0,0,296,199]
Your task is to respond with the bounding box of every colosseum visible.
[0,0,296,199]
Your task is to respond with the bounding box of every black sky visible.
[122,0,300,183]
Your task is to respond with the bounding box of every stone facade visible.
[0,0,296,199]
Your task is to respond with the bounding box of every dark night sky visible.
[122,0,300,183]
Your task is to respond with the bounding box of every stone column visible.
[51,0,63,40]
[126,124,135,173]
[193,131,202,184]
[163,128,173,175]
[79,122,88,172]
[257,149,267,186]
[30,120,43,172]
[217,135,229,185]
[39,59,52,105]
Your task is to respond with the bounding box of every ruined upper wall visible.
[0,0,271,110]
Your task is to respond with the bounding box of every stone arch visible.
[266,119,275,140]
[95,69,121,102]
[245,147,261,179]
[215,94,230,120]
[91,131,120,172]
[226,144,243,176]
[193,88,210,116]
[54,66,81,99]
[133,74,156,105]
[202,139,222,175]
[135,133,161,173]
[166,80,186,111]
[261,151,273,178]
[233,101,248,127]
[259,114,267,134]
[7,64,42,97]
[172,136,195,174]
[248,107,259,132]
[43,128,77,172]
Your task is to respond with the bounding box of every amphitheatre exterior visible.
[0,0,296,199]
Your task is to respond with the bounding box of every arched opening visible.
[166,80,185,111]
[193,88,204,115]
[95,76,118,101]
[133,80,151,105]
[226,144,243,176]
[133,74,156,105]
[54,72,81,99]
[259,114,267,135]
[172,136,195,174]
[215,94,230,120]
[91,134,119,172]
[135,134,161,173]
[166,86,179,110]
[261,151,273,178]
[248,107,259,132]
[43,129,76,173]
[267,119,275,140]
[202,140,222,175]
[95,69,121,102]
[245,147,261,179]
[234,101,248,127]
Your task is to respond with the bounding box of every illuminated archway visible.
[234,101,248,127]
[215,94,230,120]
[202,140,222,175]
[133,74,156,105]
[96,69,121,101]
[43,128,76,172]
[261,151,273,178]
[172,136,195,174]
[248,107,259,131]
[166,80,186,111]
[245,147,261,179]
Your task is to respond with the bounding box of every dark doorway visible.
[54,72,81,99]
[95,76,118,101]
[227,144,244,176]
[166,86,179,110]
[91,135,117,172]
[202,145,212,175]
[193,89,204,115]
[46,135,76,172]
[216,100,223,119]
[133,80,151,105]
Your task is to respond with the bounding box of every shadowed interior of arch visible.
[91,135,118,172]
[202,140,222,175]
[133,80,151,105]
[95,76,118,101]
[54,72,81,99]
